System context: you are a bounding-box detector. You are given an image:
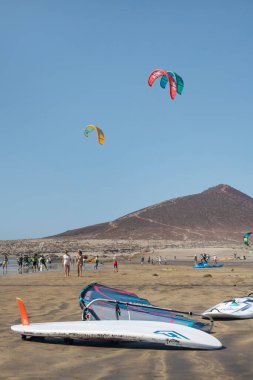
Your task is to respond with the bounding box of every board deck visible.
[11,320,222,349]
[203,297,253,319]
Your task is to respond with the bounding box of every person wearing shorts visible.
[113,259,118,272]
[62,250,71,277]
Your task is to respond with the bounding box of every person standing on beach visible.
[201,253,208,264]
[32,254,39,272]
[113,254,118,272]
[76,249,83,277]
[2,254,8,274]
[39,254,48,271]
[94,255,99,270]
[62,250,71,277]
[17,254,23,274]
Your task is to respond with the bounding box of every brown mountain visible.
[54,185,253,242]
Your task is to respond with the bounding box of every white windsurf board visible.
[11,298,221,350]
[203,296,253,319]
[11,320,222,350]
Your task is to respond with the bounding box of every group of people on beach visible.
[194,253,218,264]
[0,253,51,275]
[142,256,168,265]
[62,250,119,277]
[17,253,50,273]
[62,250,100,277]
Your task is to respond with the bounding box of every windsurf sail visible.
[243,232,252,246]
[79,283,213,332]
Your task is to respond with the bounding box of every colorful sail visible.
[84,125,104,145]
[79,282,212,332]
[160,71,184,95]
[148,69,177,100]
[243,232,252,246]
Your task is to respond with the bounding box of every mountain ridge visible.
[52,184,253,242]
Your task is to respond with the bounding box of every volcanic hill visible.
[54,185,253,242]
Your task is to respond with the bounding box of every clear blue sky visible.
[1,0,253,240]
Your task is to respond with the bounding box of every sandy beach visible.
[1,252,253,380]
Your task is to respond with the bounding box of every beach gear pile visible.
[11,282,253,350]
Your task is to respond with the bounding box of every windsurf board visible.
[11,298,222,350]
[203,296,253,319]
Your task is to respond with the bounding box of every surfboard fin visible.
[16,298,30,325]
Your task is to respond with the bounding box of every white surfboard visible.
[203,296,253,319]
[11,298,222,350]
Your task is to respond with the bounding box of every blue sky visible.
[1,0,253,240]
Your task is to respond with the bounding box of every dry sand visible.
[1,255,253,380]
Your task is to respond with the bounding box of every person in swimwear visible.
[76,249,83,277]
[62,250,71,277]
